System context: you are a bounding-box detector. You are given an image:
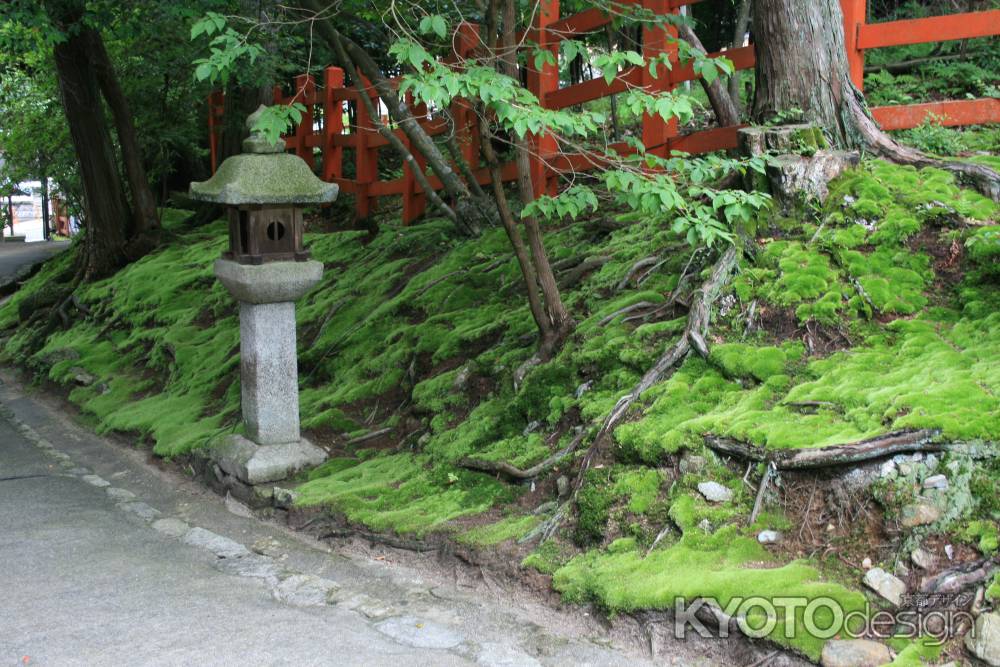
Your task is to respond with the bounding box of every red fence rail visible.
[207,0,1000,223]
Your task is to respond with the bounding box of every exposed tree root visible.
[704,428,943,470]
[535,246,741,542]
[616,255,660,291]
[320,527,439,553]
[458,430,585,481]
[919,556,998,595]
[845,87,1000,201]
[598,301,660,327]
[557,255,612,289]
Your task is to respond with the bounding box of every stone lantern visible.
[189,106,337,486]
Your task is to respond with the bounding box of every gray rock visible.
[374,616,464,650]
[911,547,937,570]
[105,487,137,502]
[820,639,892,667]
[925,454,939,471]
[476,642,543,667]
[863,567,906,606]
[215,553,285,582]
[270,573,338,607]
[81,474,110,488]
[879,459,897,478]
[272,486,298,509]
[556,475,570,498]
[697,481,733,503]
[69,367,97,386]
[680,452,707,474]
[965,612,1000,666]
[182,527,250,559]
[224,492,255,519]
[923,474,948,490]
[118,501,161,522]
[151,518,191,538]
[697,519,713,533]
[900,502,941,527]
[757,530,782,544]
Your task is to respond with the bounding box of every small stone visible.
[757,530,782,544]
[879,460,897,479]
[556,475,570,498]
[863,567,906,607]
[679,452,707,474]
[900,502,941,527]
[911,547,936,570]
[69,367,97,386]
[215,553,285,581]
[476,642,543,667]
[374,616,464,650]
[355,597,396,620]
[271,574,338,607]
[912,452,924,462]
[698,519,713,533]
[820,639,892,667]
[862,557,873,569]
[945,544,955,560]
[224,492,255,518]
[272,486,297,509]
[697,481,733,503]
[965,612,1000,666]
[182,527,250,559]
[118,501,161,522]
[925,454,939,471]
[81,474,110,488]
[923,474,948,490]
[106,487,137,502]
[898,462,914,476]
[251,537,285,558]
[895,561,910,578]
[152,517,191,538]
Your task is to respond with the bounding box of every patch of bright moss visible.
[457,514,540,546]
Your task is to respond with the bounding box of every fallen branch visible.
[598,300,659,327]
[616,255,660,291]
[749,462,776,525]
[558,255,612,288]
[704,428,943,470]
[459,430,585,480]
[341,427,393,447]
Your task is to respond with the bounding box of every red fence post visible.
[453,23,482,174]
[354,76,379,220]
[323,67,345,182]
[528,0,559,198]
[841,0,867,89]
[641,0,678,157]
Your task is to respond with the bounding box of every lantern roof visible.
[189,105,338,206]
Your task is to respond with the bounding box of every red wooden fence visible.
[207,0,1000,223]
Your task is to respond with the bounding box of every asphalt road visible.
[0,375,732,667]
[0,241,68,284]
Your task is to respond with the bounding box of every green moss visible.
[522,539,571,575]
[552,526,867,660]
[293,454,511,536]
[884,636,943,667]
[709,343,788,382]
[457,514,540,546]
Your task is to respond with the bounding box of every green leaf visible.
[432,15,447,39]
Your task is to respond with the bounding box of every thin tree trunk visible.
[85,27,160,235]
[52,27,130,279]
[40,176,50,241]
[752,0,1000,200]
[727,0,751,115]
[501,0,572,347]
[677,24,740,128]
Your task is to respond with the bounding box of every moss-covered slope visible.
[2,159,997,660]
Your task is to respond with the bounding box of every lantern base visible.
[211,434,327,486]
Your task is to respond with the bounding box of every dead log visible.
[920,557,998,595]
[704,428,943,470]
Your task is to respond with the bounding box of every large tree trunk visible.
[752,0,1000,200]
[52,27,130,279]
[85,27,160,236]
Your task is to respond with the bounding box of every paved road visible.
[0,376,684,667]
[0,241,68,284]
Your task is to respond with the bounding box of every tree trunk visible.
[53,29,130,278]
[40,176,50,241]
[677,24,740,128]
[752,0,1000,200]
[85,27,160,236]
[727,0,751,115]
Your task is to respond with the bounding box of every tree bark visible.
[727,0,751,114]
[677,24,740,128]
[52,26,130,279]
[752,0,1000,200]
[40,177,50,241]
[84,27,160,235]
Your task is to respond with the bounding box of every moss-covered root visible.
[538,246,741,543]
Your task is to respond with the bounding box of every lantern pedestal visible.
[211,258,326,485]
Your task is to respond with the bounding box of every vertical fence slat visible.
[294,74,316,168]
[641,0,678,157]
[528,0,560,198]
[841,0,867,89]
[323,67,345,182]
